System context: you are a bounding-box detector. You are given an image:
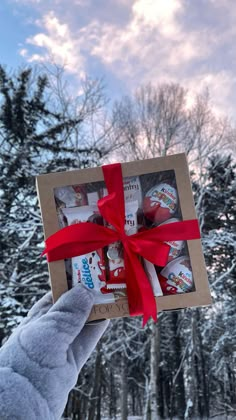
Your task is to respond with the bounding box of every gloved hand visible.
[0,285,109,420]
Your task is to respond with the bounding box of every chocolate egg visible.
[143,183,178,224]
[159,218,184,262]
[159,256,193,295]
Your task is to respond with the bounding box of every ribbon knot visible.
[42,163,201,326]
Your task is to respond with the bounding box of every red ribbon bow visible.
[43,163,200,325]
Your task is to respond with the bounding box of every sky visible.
[0,0,236,119]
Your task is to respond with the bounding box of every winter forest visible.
[0,65,236,420]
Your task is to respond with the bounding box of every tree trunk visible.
[169,312,186,419]
[109,368,117,419]
[185,312,198,419]
[120,350,128,420]
[88,343,102,420]
[149,321,160,420]
[196,309,209,418]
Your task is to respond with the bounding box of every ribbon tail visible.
[142,312,155,328]
[124,249,157,326]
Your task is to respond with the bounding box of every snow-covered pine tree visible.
[200,154,236,417]
[0,67,63,341]
[109,83,234,420]
[0,65,110,343]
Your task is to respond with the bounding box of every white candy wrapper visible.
[62,205,115,304]
[106,200,139,289]
[123,176,142,206]
[143,259,163,296]
[100,176,142,206]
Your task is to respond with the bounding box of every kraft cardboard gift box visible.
[36,153,212,321]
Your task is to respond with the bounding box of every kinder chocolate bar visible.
[106,201,139,290]
[159,256,193,295]
[72,251,116,304]
[100,176,142,206]
[123,176,142,206]
[62,205,115,304]
[106,258,126,290]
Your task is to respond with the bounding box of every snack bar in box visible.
[36,153,212,322]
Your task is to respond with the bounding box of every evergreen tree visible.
[200,155,236,417]
[183,154,236,419]
[0,65,109,342]
[1,69,236,419]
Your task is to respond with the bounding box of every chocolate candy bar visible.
[62,205,115,304]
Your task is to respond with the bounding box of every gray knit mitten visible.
[0,285,109,419]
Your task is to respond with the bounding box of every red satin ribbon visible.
[42,163,201,325]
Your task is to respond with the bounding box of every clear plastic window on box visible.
[53,170,195,305]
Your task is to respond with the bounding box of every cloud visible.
[86,0,209,81]
[22,11,85,76]
[15,0,236,118]
[19,48,28,57]
[20,0,203,78]
[132,0,183,36]
[185,71,236,117]
[13,0,42,3]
